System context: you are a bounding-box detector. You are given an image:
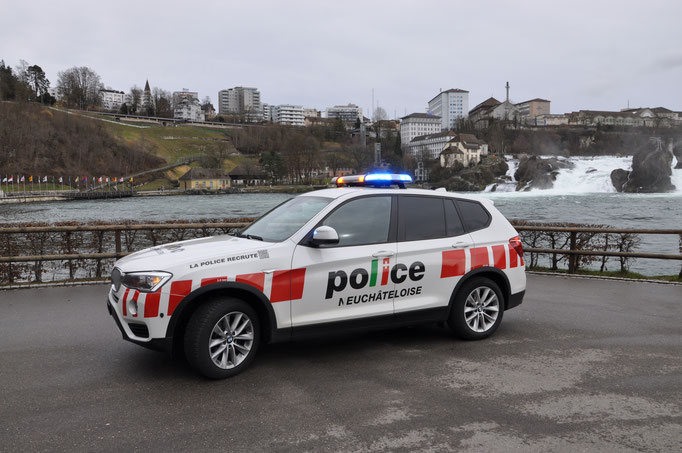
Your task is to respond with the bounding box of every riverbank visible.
[0,185,323,204]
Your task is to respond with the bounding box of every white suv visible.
[107,174,526,379]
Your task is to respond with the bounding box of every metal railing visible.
[513,225,682,277]
[0,221,680,285]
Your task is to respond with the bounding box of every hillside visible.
[0,103,259,189]
[0,102,164,177]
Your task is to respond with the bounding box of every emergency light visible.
[332,173,413,188]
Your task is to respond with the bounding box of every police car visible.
[107,173,525,379]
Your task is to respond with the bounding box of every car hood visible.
[114,235,273,272]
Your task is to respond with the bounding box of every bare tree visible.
[129,86,142,113]
[373,106,388,122]
[56,66,103,109]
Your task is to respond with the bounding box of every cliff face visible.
[514,155,573,191]
[430,156,508,192]
[610,145,674,193]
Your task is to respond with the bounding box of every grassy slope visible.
[92,117,259,188]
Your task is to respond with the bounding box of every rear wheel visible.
[184,297,260,379]
[449,277,504,340]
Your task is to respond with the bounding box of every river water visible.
[1,156,681,276]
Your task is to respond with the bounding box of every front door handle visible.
[452,241,469,249]
[372,250,395,258]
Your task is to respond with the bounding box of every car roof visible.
[299,186,491,204]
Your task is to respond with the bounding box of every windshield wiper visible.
[237,233,264,241]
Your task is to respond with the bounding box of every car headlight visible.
[120,271,173,293]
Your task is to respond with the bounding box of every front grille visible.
[111,268,121,292]
[127,323,149,338]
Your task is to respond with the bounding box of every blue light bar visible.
[333,173,413,187]
[365,173,392,181]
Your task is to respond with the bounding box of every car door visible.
[291,195,397,327]
[394,195,474,314]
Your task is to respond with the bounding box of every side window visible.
[322,196,392,247]
[445,199,465,236]
[456,200,491,232]
[399,196,446,241]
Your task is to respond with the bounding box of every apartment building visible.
[99,89,125,111]
[516,98,551,125]
[218,86,262,120]
[271,105,305,126]
[399,113,441,146]
[326,104,363,124]
[427,88,469,130]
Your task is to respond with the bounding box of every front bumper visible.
[107,298,171,352]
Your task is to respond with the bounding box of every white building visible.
[99,89,125,111]
[174,97,205,122]
[262,103,272,121]
[427,88,469,130]
[440,134,488,168]
[408,131,457,160]
[400,113,441,146]
[218,86,262,120]
[172,89,199,108]
[326,104,363,124]
[271,105,305,126]
[303,108,320,118]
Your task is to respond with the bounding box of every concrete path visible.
[0,275,680,452]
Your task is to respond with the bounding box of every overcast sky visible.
[2,0,681,118]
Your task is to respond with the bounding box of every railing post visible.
[115,230,122,258]
[568,231,577,273]
[679,234,682,280]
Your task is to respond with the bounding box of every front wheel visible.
[449,277,504,340]
[184,298,260,379]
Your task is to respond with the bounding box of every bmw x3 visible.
[107,173,526,378]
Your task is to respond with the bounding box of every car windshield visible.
[238,196,332,242]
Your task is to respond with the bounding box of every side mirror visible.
[309,226,339,247]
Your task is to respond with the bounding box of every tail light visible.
[509,236,524,257]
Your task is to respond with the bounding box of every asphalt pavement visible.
[0,275,680,452]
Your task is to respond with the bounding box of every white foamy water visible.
[485,155,682,196]
[672,156,682,192]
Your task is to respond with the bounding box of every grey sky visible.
[2,0,681,118]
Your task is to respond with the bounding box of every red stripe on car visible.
[236,273,265,292]
[290,268,306,300]
[509,244,518,268]
[492,245,506,269]
[131,290,140,317]
[122,288,130,316]
[270,268,307,303]
[470,247,489,270]
[168,280,192,316]
[144,292,161,318]
[441,250,465,278]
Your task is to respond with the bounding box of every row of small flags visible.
[2,176,133,184]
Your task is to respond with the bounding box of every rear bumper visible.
[507,290,525,310]
[107,299,171,352]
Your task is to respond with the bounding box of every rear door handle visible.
[372,251,395,258]
[262,269,275,274]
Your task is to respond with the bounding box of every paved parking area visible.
[0,274,680,452]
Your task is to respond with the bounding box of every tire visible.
[449,277,504,341]
[184,297,260,379]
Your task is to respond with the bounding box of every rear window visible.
[399,196,446,241]
[445,200,466,236]
[456,200,491,232]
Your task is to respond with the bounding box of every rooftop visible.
[401,112,441,120]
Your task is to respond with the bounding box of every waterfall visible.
[482,155,682,195]
[484,155,518,192]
